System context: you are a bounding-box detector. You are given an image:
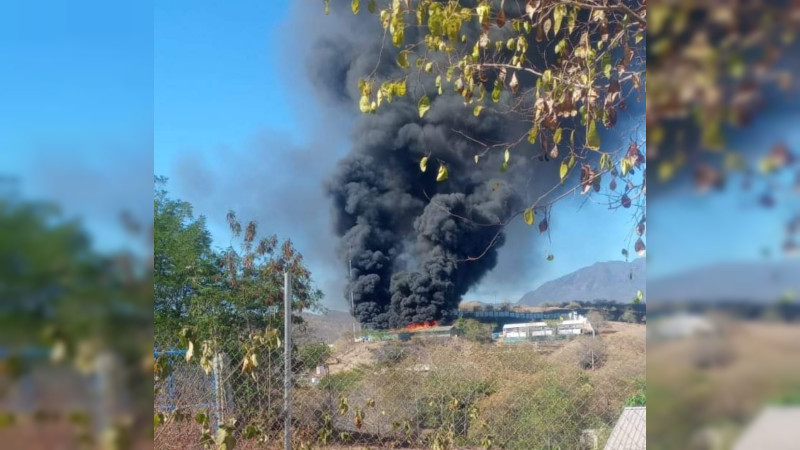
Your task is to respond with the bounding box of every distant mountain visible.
[518,258,645,305]
[648,260,800,303]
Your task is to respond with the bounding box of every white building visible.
[502,322,553,338]
[501,312,588,339]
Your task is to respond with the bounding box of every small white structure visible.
[501,312,589,338]
[502,322,553,338]
[648,313,716,341]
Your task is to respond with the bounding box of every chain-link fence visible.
[0,346,131,448]
[153,303,645,449]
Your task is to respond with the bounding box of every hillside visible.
[518,258,645,306]
[300,309,357,344]
[648,260,800,303]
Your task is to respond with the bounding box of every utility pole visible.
[283,272,292,450]
[348,245,358,341]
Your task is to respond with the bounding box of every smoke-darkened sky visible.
[154,0,644,312]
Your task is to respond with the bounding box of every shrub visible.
[620,308,639,323]
[626,392,647,406]
[296,342,331,371]
[453,319,494,343]
[373,342,407,366]
[576,336,608,370]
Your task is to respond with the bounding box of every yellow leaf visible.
[553,127,563,144]
[527,126,539,144]
[418,96,431,118]
[420,156,428,173]
[524,208,535,225]
[621,158,631,177]
[560,160,568,181]
[436,163,448,182]
[352,0,360,14]
[185,341,194,363]
[359,95,371,113]
[473,105,484,116]
[504,148,510,163]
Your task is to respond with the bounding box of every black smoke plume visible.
[312,2,554,328]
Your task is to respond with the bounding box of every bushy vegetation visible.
[296,342,331,371]
[452,318,494,343]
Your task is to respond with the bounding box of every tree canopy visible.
[154,177,324,344]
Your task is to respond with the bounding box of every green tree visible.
[454,318,494,343]
[154,176,216,337]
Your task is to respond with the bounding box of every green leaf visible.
[553,128,563,144]
[351,0,360,15]
[397,51,410,69]
[491,80,502,103]
[436,163,448,182]
[418,96,431,118]
[524,208,535,225]
[367,0,376,14]
[501,160,508,172]
[634,290,644,304]
[243,425,261,439]
[195,412,209,426]
[586,120,601,150]
[603,53,612,78]
[473,105,484,116]
[420,156,428,173]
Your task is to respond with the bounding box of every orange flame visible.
[405,320,438,331]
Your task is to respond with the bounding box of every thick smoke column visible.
[312,3,540,328]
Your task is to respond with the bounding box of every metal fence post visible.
[212,353,233,432]
[284,272,293,450]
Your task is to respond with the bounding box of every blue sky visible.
[648,112,800,279]
[0,1,152,255]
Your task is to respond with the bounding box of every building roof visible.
[733,406,800,450]
[604,407,646,450]
[502,322,548,329]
